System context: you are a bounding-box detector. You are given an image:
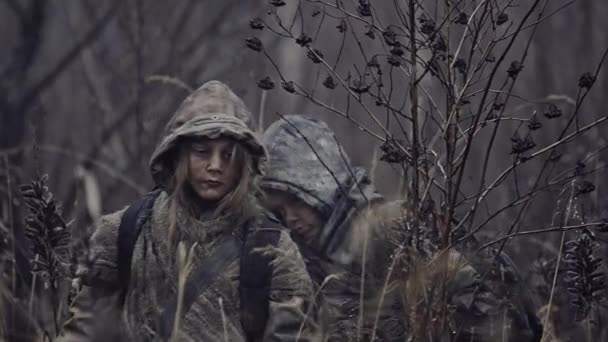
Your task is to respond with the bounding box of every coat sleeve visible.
[350,200,543,342]
[319,267,363,342]
[262,231,320,342]
[448,243,544,342]
[347,201,409,342]
[58,209,127,342]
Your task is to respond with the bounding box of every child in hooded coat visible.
[59,82,317,342]
[261,115,404,341]
[261,115,542,342]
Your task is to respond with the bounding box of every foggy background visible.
[1,0,607,257]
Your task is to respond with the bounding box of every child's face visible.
[186,137,241,203]
[264,189,322,245]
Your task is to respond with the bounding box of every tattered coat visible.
[262,115,543,342]
[59,81,316,342]
[262,115,404,341]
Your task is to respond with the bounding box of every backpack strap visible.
[160,212,283,341]
[159,233,241,339]
[239,213,283,341]
[117,189,162,303]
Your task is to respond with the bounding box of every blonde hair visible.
[166,137,259,246]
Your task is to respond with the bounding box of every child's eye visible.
[192,146,209,154]
[272,208,285,222]
[222,151,233,159]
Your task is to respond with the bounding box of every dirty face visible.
[264,189,323,245]
[186,137,241,203]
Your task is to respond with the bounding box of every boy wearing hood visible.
[261,115,405,341]
[261,115,543,342]
[59,82,317,341]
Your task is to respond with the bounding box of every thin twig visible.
[18,1,121,115]
[146,75,194,93]
[479,222,606,249]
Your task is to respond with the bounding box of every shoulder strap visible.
[117,189,161,303]
[239,213,282,341]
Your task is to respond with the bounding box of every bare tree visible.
[251,0,608,340]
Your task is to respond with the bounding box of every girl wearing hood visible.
[59,82,316,342]
[261,115,542,342]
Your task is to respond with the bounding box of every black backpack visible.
[116,190,281,341]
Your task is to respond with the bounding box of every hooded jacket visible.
[352,201,543,342]
[261,115,542,342]
[261,115,382,263]
[261,115,402,341]
[59,81,316,342]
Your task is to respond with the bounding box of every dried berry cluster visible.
[20,175,70,290]
[564,232,606,321]
[380,139,409,164]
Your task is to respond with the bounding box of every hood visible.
[261,115,382,257]
[150,80,266,188]
[262,115,354,218]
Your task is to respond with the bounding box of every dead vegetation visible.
[2,0,608,341]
